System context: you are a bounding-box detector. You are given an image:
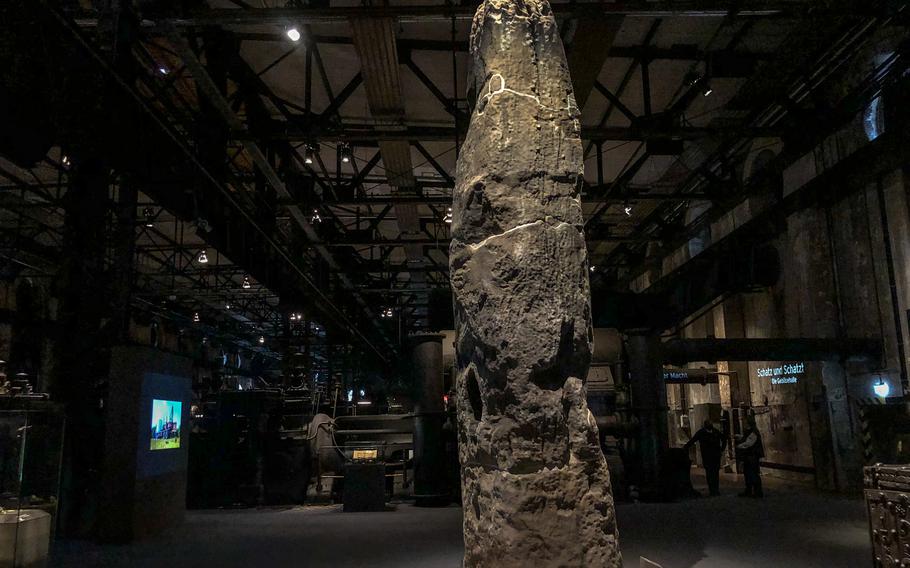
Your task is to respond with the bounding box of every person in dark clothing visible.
[736,416,765,498]
[684,419,726,496]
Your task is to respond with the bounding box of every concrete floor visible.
[52,474,870,568]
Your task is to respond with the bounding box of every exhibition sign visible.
[756,362,805,385]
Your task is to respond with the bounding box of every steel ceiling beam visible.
[153,4,805,27]
[316,190,708,208]
[232,34,772,66]
[253,124,780,143]
[350,16,431,304]
[164,24,392,363]
[320,235,656,247]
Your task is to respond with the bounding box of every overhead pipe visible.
[661,337,882,365]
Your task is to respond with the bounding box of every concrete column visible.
[786,207,841,491]
[111,177,137,343]
[410,334,448,506]
[54,156,110,536]
[718,295,752,409]
[627,333,669,498]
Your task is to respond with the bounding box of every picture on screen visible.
[150,399,182,450]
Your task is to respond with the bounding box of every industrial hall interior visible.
[0,0,909,567]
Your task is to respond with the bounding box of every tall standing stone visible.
[449,0,621,566]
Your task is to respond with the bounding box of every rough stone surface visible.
[449,0,622,566]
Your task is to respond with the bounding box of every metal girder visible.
[155,4,809,27]
[593,81,638,122]
[320,235,656,247]
[335,263,447,274]
[164,25,392,362]
[585,18,661,161]
[317,189,708,208]
[661,338,882,364]
[254,123,780,143]
[604,14,891,281]
[228,33,775,67]
[350,16,430,303]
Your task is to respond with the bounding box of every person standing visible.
[736,416,765,498]
[684,419,726,496]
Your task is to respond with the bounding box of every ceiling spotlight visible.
[381,307,394,319]
[444,207,453,224]
[197,249,209,264]
[193,312,200,323]
[258,335,266,345]
[225,303,231,310]
[286,26,301,42]
[589,265,596,273]
[702,83,714,97]
[61,155,71,168]
[158,66,169,75]
[304,143,318,165]
[311,208,322,223]
[339,142,352,164]
[143,207,155,228]
[242,276,252,289]
[623,202,634,217]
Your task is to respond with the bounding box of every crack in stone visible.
[477,73,578,124]
[456,219,582,250]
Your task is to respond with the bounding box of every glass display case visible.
[0,398,64,568]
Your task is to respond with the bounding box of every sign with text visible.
[756,362,805,385]
[663,367,719,384]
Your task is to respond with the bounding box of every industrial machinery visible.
[310,413,414,503]
[187,385,420,508]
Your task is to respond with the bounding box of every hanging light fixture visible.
[304,143,318,165]
[444,207,453,224]
[311,208,322,223]
[242,276,252,289]
[143,207,155,228]
[193,312,200,323]
[623,202,634,216]
[339,142,352,164]
[225,303,232,310]
[874,377,890,398]
[197,249,209,264]
[61,155,71,168]
[258,335,266,345]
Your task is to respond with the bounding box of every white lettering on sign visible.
[756,362,805,385]
[664,371,689,381]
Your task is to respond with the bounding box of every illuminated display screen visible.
[149,399,182,451]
